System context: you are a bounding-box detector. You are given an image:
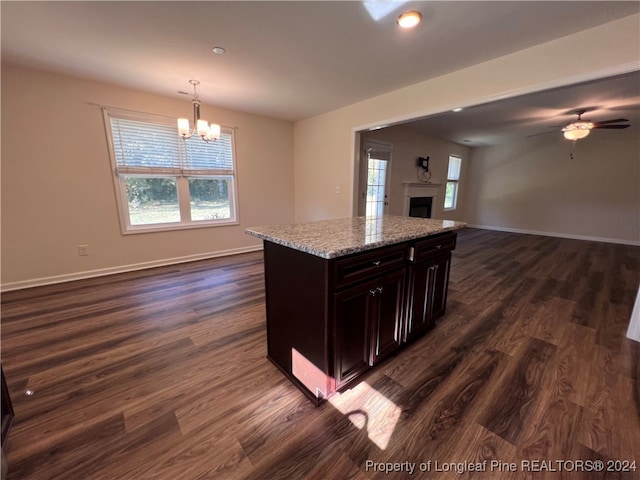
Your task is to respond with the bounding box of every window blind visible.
[183,131,234,175]
[367,147,392,162]
[109,114,234,176]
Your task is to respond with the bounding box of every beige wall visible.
[361,126,470,220]
[3,14,639,288]
[293,14,640,223]
[463,132,640,244]
[1,64,294,288]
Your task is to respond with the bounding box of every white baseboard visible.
[1,245,264,292]
[467,224,640,247]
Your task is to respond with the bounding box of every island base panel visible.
[263,241,333,401]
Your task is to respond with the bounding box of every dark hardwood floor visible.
[1,228,639,479]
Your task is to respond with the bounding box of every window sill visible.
[121,218,239,235]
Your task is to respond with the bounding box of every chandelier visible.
[177,80,220,142]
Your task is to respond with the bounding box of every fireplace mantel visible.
[402,182,442,216]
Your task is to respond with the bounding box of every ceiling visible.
[397,70,640,146]
[2,1,639,128]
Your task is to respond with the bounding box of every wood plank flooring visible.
[1,228,639,479]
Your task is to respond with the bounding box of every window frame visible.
[103,108,239,234]
[444,154,462,211]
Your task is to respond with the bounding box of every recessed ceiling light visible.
[452,107,464,112]
[397,11,422,29]
[212,46,226,55]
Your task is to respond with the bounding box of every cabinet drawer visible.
[411,232,457,263]
[333,244,406,289]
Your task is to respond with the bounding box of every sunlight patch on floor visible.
[329,381,401,450]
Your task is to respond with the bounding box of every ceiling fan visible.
[560,109,630,140]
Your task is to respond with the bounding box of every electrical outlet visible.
[335,185,342,195]
[77,245,89,256]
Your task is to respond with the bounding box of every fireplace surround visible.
[402,182,441,218]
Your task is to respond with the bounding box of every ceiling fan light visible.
[562,120,593,140]
[563,128,590,140]
[574,121,593,130]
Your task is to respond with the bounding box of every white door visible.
[360,141,392,217]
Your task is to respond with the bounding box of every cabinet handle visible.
[372,260,381,266]
[369,286,384,296]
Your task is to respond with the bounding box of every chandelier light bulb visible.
[178,118,190,137]
[197,119,209,137]
[209,123,221,141]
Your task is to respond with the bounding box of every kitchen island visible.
[246,215,466,403]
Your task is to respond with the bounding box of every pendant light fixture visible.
[177,80,221,142]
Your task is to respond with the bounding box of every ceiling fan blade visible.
[527,131,556,137]
[592,118,629,125]
[593,124,630,129]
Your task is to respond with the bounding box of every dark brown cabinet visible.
[369,268,405,364]
[406,233,456,341]
[1,365,14,447]
[334,268,404,388]
[262,230,457,404]
[334,282,371,387]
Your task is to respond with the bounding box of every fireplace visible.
[402,182,441,218]
[409,196,432,218]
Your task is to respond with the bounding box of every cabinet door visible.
[405,252,451,342]
[371,268,405,363]
[1,366,14,446]
[333,269,405,388]
[429,252,452,321]
[334,283,373,387]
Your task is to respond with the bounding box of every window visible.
[104,109,238,233]
[444,155,461,210]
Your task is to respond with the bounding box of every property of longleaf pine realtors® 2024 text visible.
[364,459,638,475]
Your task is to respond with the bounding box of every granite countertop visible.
[245,215,466,259]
